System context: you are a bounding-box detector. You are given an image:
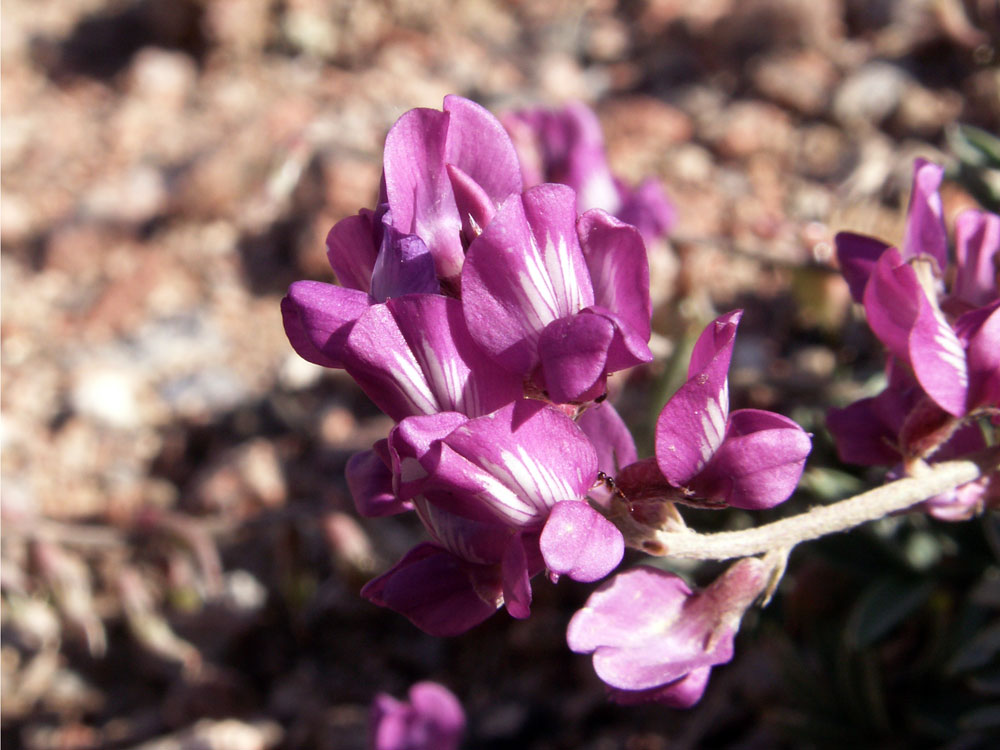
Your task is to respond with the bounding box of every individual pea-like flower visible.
[829,159,999,519]
[361,399,624,636]
[567,557,768,706]
[370,681,465,750]
[835,159,999,421]
[461,183,653,404]
[616,310,812,510]
[282,95,526,370]
[502,101,675,244]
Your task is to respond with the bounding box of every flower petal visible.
[953,209,1000,310]
[615,177,675,243]
[369,219,439,301]
[909,290,969,417]
[361,543,503,637]
[501,534,532,619]
[577,209,652,345]
[430,400,598,527]
[346,447,410,517]
[382,108,464,280]
[835,231,891,304]
[965,301,1000,409]
[540,500,624,582]
[863,247,923,367]
[442,95,523,206]
[346,295,523,420]
[537,313,614,403]
[655,311,741,485]
[325,210,377,291]
[576,402,637,475]
[462,185,594,376]
[902,158,948,272]
[689,409,811,509]
[281,281,370,368]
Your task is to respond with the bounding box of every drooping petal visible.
[442,95,523,207]
[688,409,811,509]
[325,210,377,291]
[953,209,1000,309]
[576,401,638,475]
[537,313,614,403]
[607,668,711,708]
[361,543,503,636]
[863,247,923,367]
[567,566,691,656]
[281,281,371,368]
[346,447,409,517]
[826,362,923,466]
[462,185,594,376]
[835,231,891,304]
[908,286,969,417]
[540,500,624,583]
[346,295,523,421]
[577,209,652,345]
[382,108,464,280]
[902,158,948,272]
[655,312,741,485]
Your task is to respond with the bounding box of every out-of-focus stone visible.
[752,49,838,116]
[127,49,197,112]
[833,61,910,128]
[709,100,795,161]
[82,166,168,225]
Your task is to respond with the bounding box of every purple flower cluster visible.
[282,96,811,705]
[828,160,1000,520]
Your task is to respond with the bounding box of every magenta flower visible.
[567,557,768,706]
[829,158,999,519]
[362,400,623,635]
[836,159,999,419]
[503,102,675,243]
[617,310,811,510]
[370,681,465,750]
[461,183,653,404]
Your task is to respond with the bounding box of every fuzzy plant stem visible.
[639,449,1000,561]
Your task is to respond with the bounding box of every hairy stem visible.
[632,449,999,561]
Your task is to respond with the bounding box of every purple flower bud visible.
[370,681,465,750]
[567,558,768,706]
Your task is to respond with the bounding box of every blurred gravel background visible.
[2,1,999,748]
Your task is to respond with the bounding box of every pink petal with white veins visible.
[655,312,740,485]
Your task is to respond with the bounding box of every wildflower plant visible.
[283,97,1000,710]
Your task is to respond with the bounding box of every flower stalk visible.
[631,448,1000,560]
